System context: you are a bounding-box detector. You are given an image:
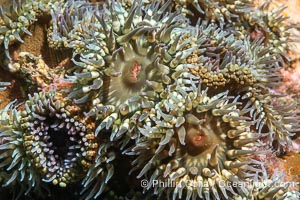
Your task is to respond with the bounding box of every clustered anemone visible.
[0,0,300,199]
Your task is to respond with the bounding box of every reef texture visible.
[0,0,300,200]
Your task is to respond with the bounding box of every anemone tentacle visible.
[171,0,254,25]
[80,138,116,200]
[47,0,94,49]
[0,82,10,91]
[240,89,300,153]
[248,169,300,200]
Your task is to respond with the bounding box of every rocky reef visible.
[0,0,300,199]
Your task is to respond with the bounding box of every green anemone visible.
[129,78,265,199]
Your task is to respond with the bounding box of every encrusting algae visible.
[0,0,300,199]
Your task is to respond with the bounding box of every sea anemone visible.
[242,90,300,153]
[178,25,299,152]
[53,0,195,144]
[174,0,254,26]
[0,0,299,199]
[47,0,88,49]
[0,89,98,198]
[234,0,295,59]
[21,89,98,187]
[64,0,188,106]
[0,0,64,59]
[243,0,297,62]
[129,74,266,199]
[175,0,298,65]
[126,69,300,199]
[0,100,43,198]
[184,29,282,89]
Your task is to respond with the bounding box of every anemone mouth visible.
[44,116,83,165]
[48,120,70,159]
[105,41,157,106]
[180,115,226,175]
[24,112,93,187]
[184,120,224,157]
[22,92,97,187]
[121,62,144,86]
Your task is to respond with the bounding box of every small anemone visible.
[242,1,297,62]
[0,0,63,59]
[175,0,298,66]
[174,0,254,25]
[182,26,282,89]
